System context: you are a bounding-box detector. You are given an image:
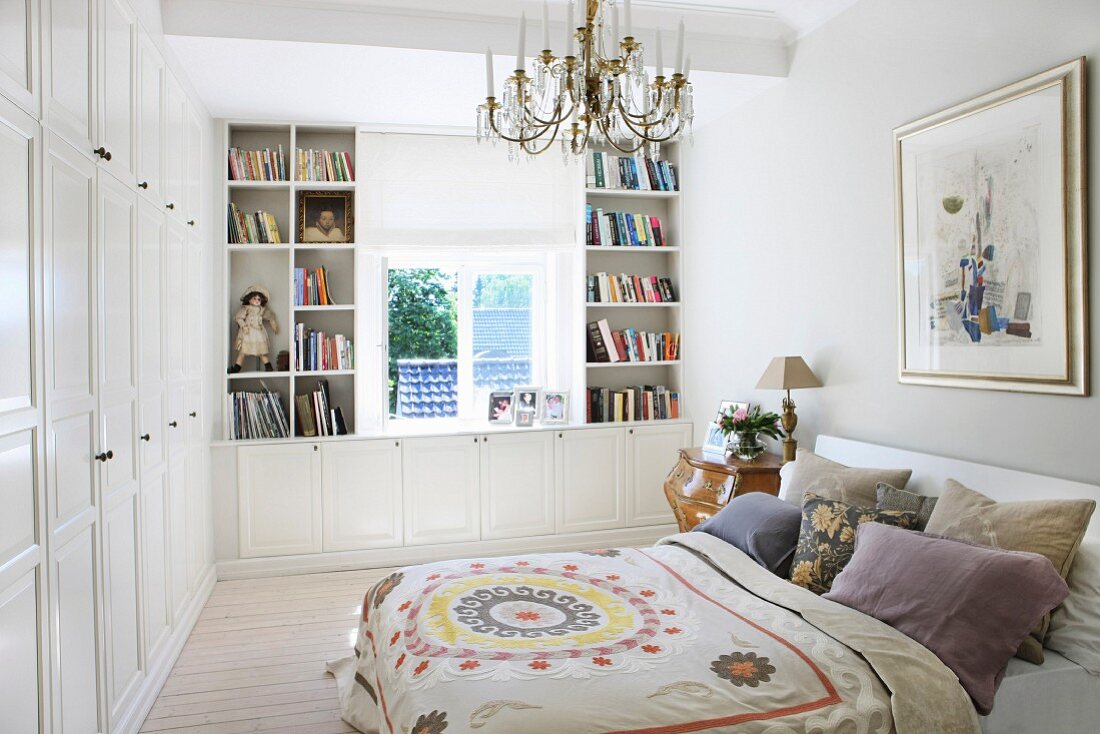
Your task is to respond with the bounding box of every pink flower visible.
[731,408,749,424]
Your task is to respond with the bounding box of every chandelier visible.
[476,0,695,159]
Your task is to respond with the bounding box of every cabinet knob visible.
[313,445,319,451]
[140,433,150,442]
[473,437,478,443]
[168,420,178,428]
[483,436,488,443]
[559,433,563,438]
[94,147,111,161]
[166,202,175,210]
[189,411,197,418]
[138,181,148,189]
[629,428,634,434]
[394,441,399,447]
[95,450,114,462]
[187,220,195,226]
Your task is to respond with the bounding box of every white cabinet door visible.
[51,526,103,734]
[0,0,38,114]
[97,0,134,181]
[164,221,185,381]
[162,71,184,216]
[137,199,163,387]
[556,427,626,533]
[183,105,201,228]
[185,383,204,586]
[135,30,161,200]
[626,423,692,526]
[238,443,322,558]
[184,235,203,379]
[167,450,187,615]
[321,439,402,552]
[140,470,170,657]
[44,0,95,153]
[402,436,480,545]
[480,432,555,540]
[102,488,142,723]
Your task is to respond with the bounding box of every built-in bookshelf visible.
[222,122,359,439]
[582,143,684,424]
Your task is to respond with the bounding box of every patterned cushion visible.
[789,493,919,594]
[875,482,938,530]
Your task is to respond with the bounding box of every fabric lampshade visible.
[755,356,822,390]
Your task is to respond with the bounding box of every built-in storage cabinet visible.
[403,436,481,545]
[136,29,162,199]
[480,431,555,540]
[98,0,135,182]
[44,0,96,153]
[238,443,323,558]
[627,423,692,526]
[321,439,402,552]
[163,71,185,215]
[0,0,38,114]
[556,426,627,533]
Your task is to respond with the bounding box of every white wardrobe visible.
[0,2,215,733]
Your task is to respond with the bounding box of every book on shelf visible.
[296,148,355,182]
[294,267,335,306]
[585,385,680,423]
[228,203,283,244]
[586,318,680,363]
[587,273,676,304]
[587,152,678,191]
[295,379,348,437]
[226,382,291,440]
[228,145,287,181]
[294,323,354,371]
[585,206,668,247]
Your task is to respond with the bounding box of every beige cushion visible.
[781,449,912,508]
[1046,542,1100,674]
[924,479,1096,664]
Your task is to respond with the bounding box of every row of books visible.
[587,152,679,191]
[228,145,287,181]
[228,203,282,244]
[587,273,676,304]
[586,319,681,363]
[294,323,354,372]
[297,148,355,182]
[295,267,334,306]
[227,384,291,439]
[585,385,681,423]
[295,379,348,437]
[586,207,668,248]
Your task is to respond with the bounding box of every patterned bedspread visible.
[328,533,980,734]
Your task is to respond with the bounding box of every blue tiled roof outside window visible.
[472,308,531,357]
[396,356,532,418]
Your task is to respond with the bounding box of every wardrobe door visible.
[44,0,96,154]
[0,0,38,114]
[97,0,135,182]
[164,222,185,382]
[162,72,184,217]
[135,30,162,201]
[44,131,103,734]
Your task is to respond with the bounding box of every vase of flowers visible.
[717,405,784,461]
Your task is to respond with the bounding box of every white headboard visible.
[811,435,1100,542]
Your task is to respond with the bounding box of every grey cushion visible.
[875,482,938,530]
[781,449,913,508]
[694,492,802,577]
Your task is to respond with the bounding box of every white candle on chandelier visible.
[624,0,633,37]
[654,31,663,77]
[485,47,495,97]
[542,1,550,50]
[565,0,574,53]
[674,18,684,74]
[611,6,619,46]
[683,54,691,79]
[516,12,526,70]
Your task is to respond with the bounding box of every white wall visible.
[683,0,1100,484]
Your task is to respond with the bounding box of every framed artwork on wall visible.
[298,190,354,243]
[894,58,1088,395]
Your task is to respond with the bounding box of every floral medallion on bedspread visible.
[340,544,894,734]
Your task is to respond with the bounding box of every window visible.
[388,260,543,421]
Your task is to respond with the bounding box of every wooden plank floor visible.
[141,568,393,734]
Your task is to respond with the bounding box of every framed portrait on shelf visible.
[488,391,514,423]
[894,58,1088,395]
[515,410,535,428]
[541,390,569,424]
[513,387,541,417]
[701,422,726,455]
[716,400,750,423]
[298,190,354,243]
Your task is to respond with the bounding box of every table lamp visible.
[756,356,822,463]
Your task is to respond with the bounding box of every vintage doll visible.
[228,285,280,373]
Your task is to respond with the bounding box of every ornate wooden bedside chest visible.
[663,448,784,532]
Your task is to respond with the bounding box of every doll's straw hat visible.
[241,285,271,302]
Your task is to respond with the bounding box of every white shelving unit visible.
[222,122,360,439]
[583,143,684,424]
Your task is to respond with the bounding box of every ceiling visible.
[163,0,857,126]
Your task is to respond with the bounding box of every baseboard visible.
[216,524,679,580]
[113,563,218,734]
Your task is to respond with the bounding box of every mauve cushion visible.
[694,492,802,577]
[823,522,1069,715]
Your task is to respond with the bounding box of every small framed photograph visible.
[701,422,727,455]
[541,390,569,424]
[488,391,514,423]
[298,190,353,243]
[716,400,750,423]
[513,387,541,417]
[515,410,535,428]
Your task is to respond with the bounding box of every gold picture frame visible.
[894,58,1088,395]
[297,190,354,244]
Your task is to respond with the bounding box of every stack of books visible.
[294,323,353,371]
[295,379,348,437]
[228,203,282,244]
[586,152,678,191]
[226,383,291,439]
[296,148,354,182]
[294,267,334,306]
[228,145,287,181]
[585,385,680,423]
[586,207,667,247]
[587,273,676,304]
[586,318,680,363]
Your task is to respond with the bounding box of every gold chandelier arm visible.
[593,117,648,155]
[613,97,684,143]
[488,109,560,144]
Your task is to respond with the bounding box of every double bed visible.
[328,436,1100,733]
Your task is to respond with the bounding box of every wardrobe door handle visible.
[168,421,178,428]
[187,220,195,226]
[138,181,149,189]
[94,147,111,161]
[189,411,197,418]
[95,450,114,462]
[140,434,151,442]
[166,202,175,210]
